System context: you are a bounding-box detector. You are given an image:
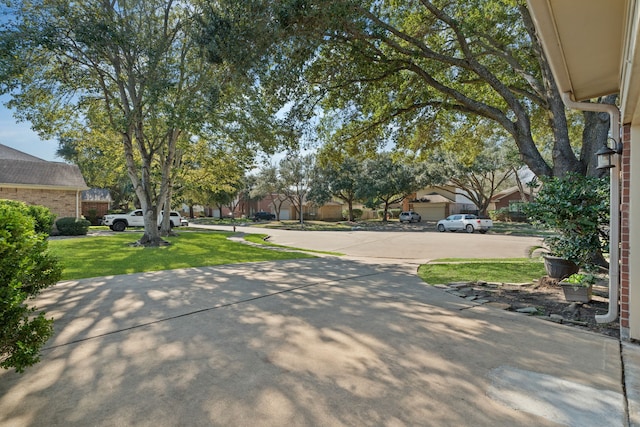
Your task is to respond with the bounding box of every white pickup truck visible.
[436,214,493,234]
[103,209,184,232]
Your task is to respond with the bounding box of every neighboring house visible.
[405,192,455,221]
[0,143,88,218]
[197,194,293,220]
[297,200,343,221]
[488,186,534,222]
[81,188,112,224]
[488,186,533,211]
[527,0,640,340]
[403,185,478,220]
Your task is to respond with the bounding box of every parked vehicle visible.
[436,214,493,234]
[103,209,184,232]
[253,211,276,221]
[399,211,422,223]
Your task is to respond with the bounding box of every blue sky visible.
[0,97,60,162]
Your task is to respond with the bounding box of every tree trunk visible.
[122,133,166,247]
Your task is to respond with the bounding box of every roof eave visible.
[526,0,627,101]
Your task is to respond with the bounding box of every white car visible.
[399,211,422,223]
[103,209,184,232]
[436,214,493,234]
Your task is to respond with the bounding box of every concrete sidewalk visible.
[0,257,634,426]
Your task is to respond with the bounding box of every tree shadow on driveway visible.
[0,258,623,426]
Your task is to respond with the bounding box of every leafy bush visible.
[0,199,55,234]
[378,208,402,219]
[342,208,363,220]
[563,273,596,287]
[490,208,528,223]
[85,209,101,226]
[56,217,91,236]
[524,173,609,270]
[490,208,510,221]
[0,202,62,372]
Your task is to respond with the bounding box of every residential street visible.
[192,223,543,265]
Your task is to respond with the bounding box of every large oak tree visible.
[269,0,612,178]
[0,0,236,245]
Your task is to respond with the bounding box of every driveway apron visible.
[0,256,625,426]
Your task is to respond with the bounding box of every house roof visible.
[490,187,520,202]
[0,144,88,190]
[526,0,639,123]
[414,193,454,204]
[0,143,47,162]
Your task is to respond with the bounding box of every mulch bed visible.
[440,276,620,339]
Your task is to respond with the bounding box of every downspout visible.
[561,92,620,324]
[76,189,81,218]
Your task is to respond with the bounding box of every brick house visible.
[0,143,88,218]
[527,0,640,340]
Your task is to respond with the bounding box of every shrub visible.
[490,208,528,223]
[0,199,55,235]
[85,208,101,226]
[56,217,91,236]
[490,208,510,221]
[378,208,402,219]
[0,202,62,372]
[524,173,609,270]
[342,208,363,220]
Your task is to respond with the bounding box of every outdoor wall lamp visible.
[596,138,622,170]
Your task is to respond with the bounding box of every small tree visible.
[251,165,289,221]
[279,153,315,225]
[360,153,426,222]
[525,173,609,270]
[425,143,523,217]
[308,156,364,222]
[0,201,62,372]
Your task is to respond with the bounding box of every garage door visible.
[278,209,290,220]
[414,204,446,221]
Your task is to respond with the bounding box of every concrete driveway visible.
[0,251,629,426]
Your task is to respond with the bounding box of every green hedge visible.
[0,201,61,372]
[56,217,91,236]
[0,199,55,234]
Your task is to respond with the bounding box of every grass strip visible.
[418,258,546,285]
[49,231,314,280]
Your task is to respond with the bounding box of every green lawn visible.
[48,231,314,281]
[418,258,546,285]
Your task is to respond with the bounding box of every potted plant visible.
[524,173,610,278]
[527,244,579,280]
[559,273,596,303]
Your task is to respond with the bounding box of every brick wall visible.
[621,124,631,335]
[0,186,80,219]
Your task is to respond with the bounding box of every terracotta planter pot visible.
[543,255,579,280]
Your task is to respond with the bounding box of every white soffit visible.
[621,1,640,124]
[527,0,627,101]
